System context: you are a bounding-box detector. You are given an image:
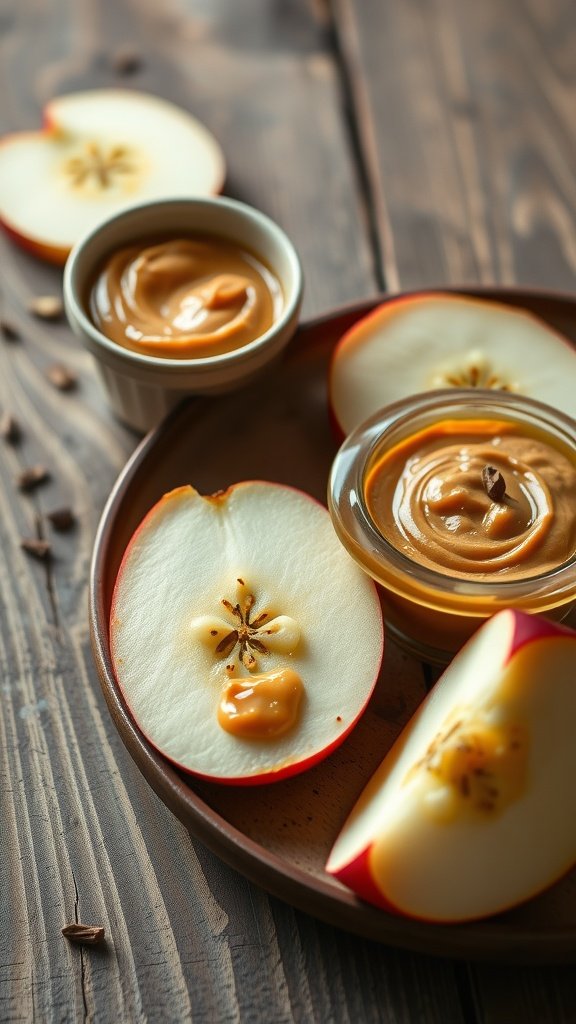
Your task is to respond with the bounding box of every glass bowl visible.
[328,389,576,664]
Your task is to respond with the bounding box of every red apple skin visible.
[332,846,394,910]
[147,706,380,788]
[328,291,576,440]
[110,481,385,786]
[504,606,576,653]
[0,96,226,265]
[0,213,68,265]
[326,609,576,920]
[333,845,576,924]
[0,130,69,264]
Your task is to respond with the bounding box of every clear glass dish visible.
[328,389,576,664]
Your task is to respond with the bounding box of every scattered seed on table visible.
[17,465,50,491]
[29,295,64,321]
[0,412,20,443]
[112,45,142,75]
[46,364,77,391]
[21,538,51,560]
[46,507,75,532]
[62,923,105,945]
[0,318,20,341]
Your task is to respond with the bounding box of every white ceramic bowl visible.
[63,196,303,432]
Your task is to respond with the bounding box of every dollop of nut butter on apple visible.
[407,710,528,824]
[189,576,304,739]
[218,669,304,739]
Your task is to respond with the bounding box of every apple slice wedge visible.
[0,89,225,264]
[110,482,384,785]
[329,293,576,436]
[326,609,576,922]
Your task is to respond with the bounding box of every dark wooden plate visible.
[90,287,576,963]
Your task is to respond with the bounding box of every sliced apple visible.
[330,293,576,435]
[0,89,225,264]
[110,482,384,785]
[326,609,576,922]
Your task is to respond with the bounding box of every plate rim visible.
[90,286,576,963]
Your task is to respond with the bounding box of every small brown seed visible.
[21,538,51,560]
[46,364,77,391]
[112,45,142,75]
[46,507,75,532]
[17,465,50,491]
[29,295,63,321]
[0,412,20,443]
[0,318,20,341]
[62,923,105,945]
[481,465,507,502]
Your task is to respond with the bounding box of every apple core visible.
[407,712,528,824]
[89,236,283,358]
[110,483,383,783]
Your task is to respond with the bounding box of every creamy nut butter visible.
[328,391,576,663]
[365,419,576,580]
[218,668,304,739]
[89,236,283,359]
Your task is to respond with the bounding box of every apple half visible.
[110,482,384,785]
[329,293,576,435]
[0,89,225,264]
[326,609,576,922]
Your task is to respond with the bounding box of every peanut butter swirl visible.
[365,421,576,579]
[89,236,282,359]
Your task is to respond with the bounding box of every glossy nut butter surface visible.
[364,418,576,580]
[89,235,283,359]
[328,391,576,663]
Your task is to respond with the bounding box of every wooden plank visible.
[0,1,448,1023]
[333,0,576,1018]
[335,0,576,293]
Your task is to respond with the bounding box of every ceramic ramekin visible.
[328,390,576,665]
[63,196,303,432]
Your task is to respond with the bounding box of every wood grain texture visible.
[0,1,438,1023]
[334,0,576,1020]
[335,0,576,294]
[1,0,575,1021]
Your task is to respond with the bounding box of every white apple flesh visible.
[0,89,225,263]
[110,482,384,785]
[326,609,576,922]
[330,293,576,435]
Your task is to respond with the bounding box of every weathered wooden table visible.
[2,1,576,1020]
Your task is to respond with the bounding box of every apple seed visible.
[21,538,51,561]
[190,577,301,673]
[0,318,20,341]
[17,464,50,491]
[111,46,142,75]
[482,465,507,502]
[46,363,78,391]
[413,714,527,821]
[439,357,512,391]
[46,507,75,531]
[62,923,105,945]
[0,411,20,443]
[63,141,137,190]
[29,295,63,320]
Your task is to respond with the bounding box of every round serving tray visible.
[90,287,576,963]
